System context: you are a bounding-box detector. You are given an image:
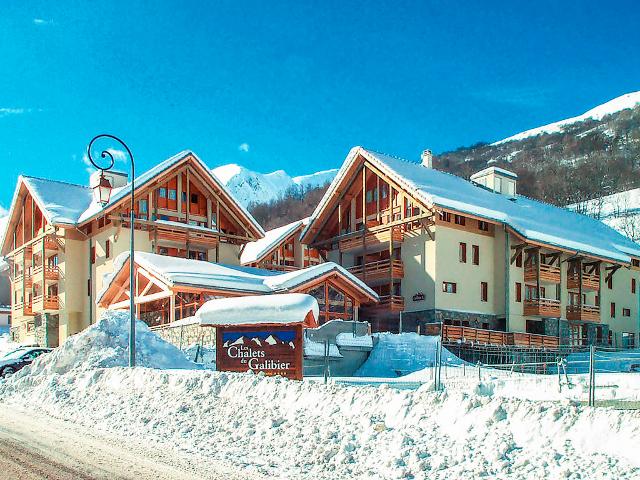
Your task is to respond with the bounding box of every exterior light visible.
[94,172,113,205]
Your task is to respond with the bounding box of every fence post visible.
[477,361,482,382]
[588,345,595,407]
[323,339,329,385]
[436,340,443,390]
[557,357,562,392]
[179,324,184,350]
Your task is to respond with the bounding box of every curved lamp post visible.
[87,134,136,367]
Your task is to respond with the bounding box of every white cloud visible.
[33,18,53,26]
[0,108,27,118]
[82,148,128,175]
[238,143,250,153]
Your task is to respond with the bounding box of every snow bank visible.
[2,310,194,385]
[0,333,16,357]
[2,361,640,478]
[356,333,463,377]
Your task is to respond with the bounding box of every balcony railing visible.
[33,294,59,311]
[523,298,561,317]
[441,325,559,349]
[31,264,59,281]
[347,259,404,284]
[43,235,59,251]
[23,301,33,316]
[362,295,405,314]
[339,228,403,253]
[567,272,600,291]
[524,263,561,283]
[566,304,600,322]
[260,263,299,272]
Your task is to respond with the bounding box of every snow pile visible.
[2,310,193,385]
[356,333,463,377]
[0,333,16,357]
[183,344,216,367]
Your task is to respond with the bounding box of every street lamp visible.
[87,134,136,367]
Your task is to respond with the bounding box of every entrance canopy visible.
[196,294,319,328]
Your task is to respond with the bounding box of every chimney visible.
[421,149,433,168]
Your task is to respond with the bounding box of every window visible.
[139,199,148,214]
[515,252,523,268]
[623,308,631,317]
[168,189,177,200]
[105,240,111,259]
[459,242,467,263]
[159,188,167,198]
[495,177,502,192]
[442,282,457,294]
[191,193,199,204]
[182,192,187,203]
[454,214,465,226]
[481,282,488,302]
[607,276,613,289]
[622,332,636,349]
[610,302,616,317]
[472,245,479,265]
[632,278,636,294]
[90,246,96,265]
[507,181,515,196]
[439,211,451,222]
[478,220,489,231]
[515,282,522,302]
[633,259,640,268]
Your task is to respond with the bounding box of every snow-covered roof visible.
[470,166,518,180]
[303,146,640,263]
[240,218,307,265]
[196,294,319,327]
[98,252,378,303]
[2,151,264,254]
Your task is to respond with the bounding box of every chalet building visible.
[240,218,322,271]
[97,252,377,327]
[301,146,640,348]
[1,151,376,347]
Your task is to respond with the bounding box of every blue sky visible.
[1,1,639,209]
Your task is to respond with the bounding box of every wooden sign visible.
[215,324,304,380]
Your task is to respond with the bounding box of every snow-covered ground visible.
[1,311,639,479]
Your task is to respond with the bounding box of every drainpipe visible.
[504,226,510,332]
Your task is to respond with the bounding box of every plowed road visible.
[0,406,257,480]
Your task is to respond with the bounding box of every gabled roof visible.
[302,146,640,263]
[240,218,308,265]
[2,150,264,254]
[97,251,378,304]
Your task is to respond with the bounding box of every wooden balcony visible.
[339,227,403,254]
[523,298,561,317]
[348,259,404,284]
[23,301,33,316]
[43,235,59,251]
[566,304,600,322]
[260,263,299,272]
[567,272,600,291]
[31,264,59,281]
[33,294,59,311]
[363,295,404,314]
[524,263,560,283]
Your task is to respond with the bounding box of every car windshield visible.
[1,348,32,360]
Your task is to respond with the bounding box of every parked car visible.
[0,347,52,377]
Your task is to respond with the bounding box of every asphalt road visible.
[0,406,256,480]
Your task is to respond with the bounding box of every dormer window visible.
[191,193,199,204]
[159,188,167,198]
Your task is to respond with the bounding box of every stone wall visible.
[152,323,216,349]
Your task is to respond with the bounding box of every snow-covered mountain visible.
[212,164,337,208]
[494,91,640,144]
